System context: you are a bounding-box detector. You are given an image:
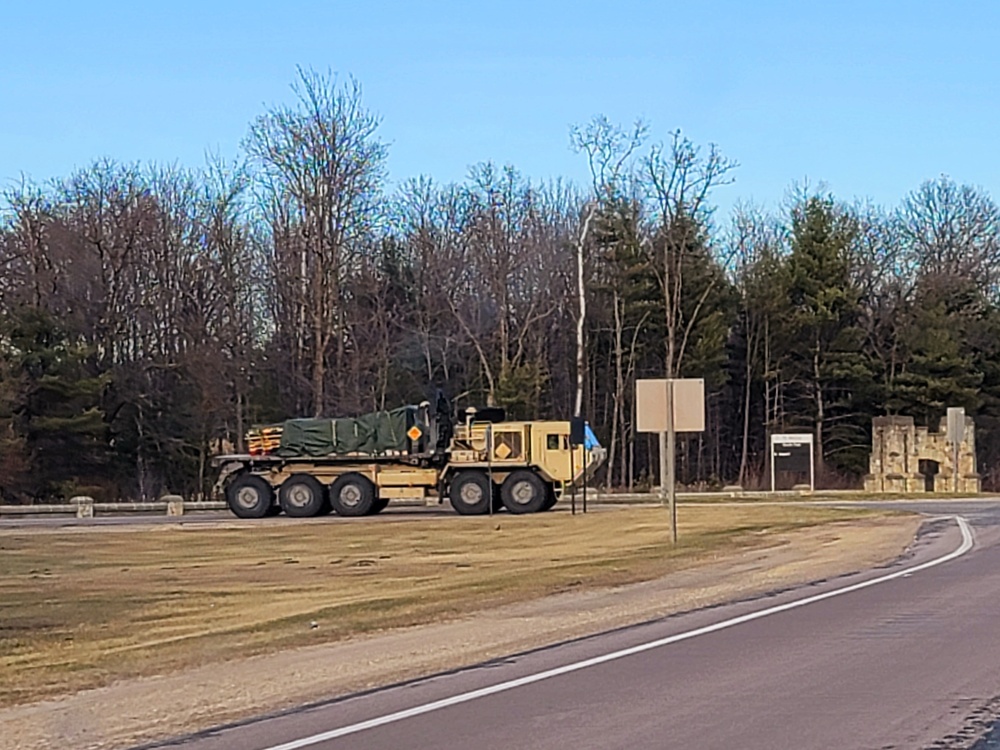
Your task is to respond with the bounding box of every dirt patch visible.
[0,507,920,750]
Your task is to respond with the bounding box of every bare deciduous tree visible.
[570,116,647,416]
[897,177,1000,297]
[643,131,737,379]
[247,68,387,416]
[728,202,784,487]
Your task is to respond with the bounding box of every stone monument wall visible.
[863,415,980,493]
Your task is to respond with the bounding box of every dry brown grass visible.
[0,504,891,706]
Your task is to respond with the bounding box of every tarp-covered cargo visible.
[274,406,426,458]
[275,419,335,457]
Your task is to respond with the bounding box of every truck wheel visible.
[329,473,376,517]
[278,474,327,518]
[226,474,274,519]
[449,471,492,515]
[501,470,547,514]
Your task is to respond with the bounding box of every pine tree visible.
[3,308,110,499]
[781,196,874,476]
[0,336,29,501]
[889,297,982,426]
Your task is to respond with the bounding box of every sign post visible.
[569,416,587,514]
[665,380,676,542]
[637,378,705,544]
[947,407,965,493]
[487,423,494,517]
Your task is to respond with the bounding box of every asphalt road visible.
[130,500,1000,750]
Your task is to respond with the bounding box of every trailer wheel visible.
[329,473,376,517]
[226,473,274,519]
[449,471,492,515]
[278,474,327,518]
[501,470,547,514]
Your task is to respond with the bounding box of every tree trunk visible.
[607,291,624,489]
[575,207,594,417]
[312,324,326,417]
[813,347,825,480]
[738,337,754,487]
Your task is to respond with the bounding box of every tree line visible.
[3,69,1000,502]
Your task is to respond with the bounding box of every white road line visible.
[261,516,975,750]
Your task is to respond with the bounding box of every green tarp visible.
[275,419,336,457]
[275,406,423,458]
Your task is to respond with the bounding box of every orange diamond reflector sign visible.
[407,425,423,441]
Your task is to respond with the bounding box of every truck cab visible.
[444,417,606,515]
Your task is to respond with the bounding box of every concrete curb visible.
[0,500,228,517]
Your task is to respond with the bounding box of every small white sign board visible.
[946,407,966,444]
[771,433,813,445]
[770,433,815,492]
[946,406,966,492]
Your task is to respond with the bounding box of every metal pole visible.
[582,443,588,513]
[770,435,776,493]
[954,440,960,494]
[658,431,668,511]
[487,424,493,517]
[809,436,815,493]
[666,380,677,544]
[571,439,577,515]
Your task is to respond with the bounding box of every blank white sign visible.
[636,379,705,433]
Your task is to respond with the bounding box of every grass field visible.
[0,504,894,706]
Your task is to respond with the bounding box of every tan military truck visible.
[212,402,605,519]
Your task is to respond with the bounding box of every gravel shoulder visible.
[0,514,921,750]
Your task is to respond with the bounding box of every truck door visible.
[540,429,573,482]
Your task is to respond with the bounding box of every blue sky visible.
[2,1,998,215]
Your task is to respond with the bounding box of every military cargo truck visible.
[212,401,605,519]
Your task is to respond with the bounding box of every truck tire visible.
[449,471,492,515]
[278,474,327,518]
[329,473,376,517]
[501,470,548,514]
[226,473,274,519]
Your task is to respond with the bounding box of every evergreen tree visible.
[589,196,661,486]
[889,294,982,426]
[0,334,29,502]
[781,196,874,476]
[967,298,1000,487]
[2,308,110,499]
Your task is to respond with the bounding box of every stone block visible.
[72,496,94,518]
[162,495,185,516]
